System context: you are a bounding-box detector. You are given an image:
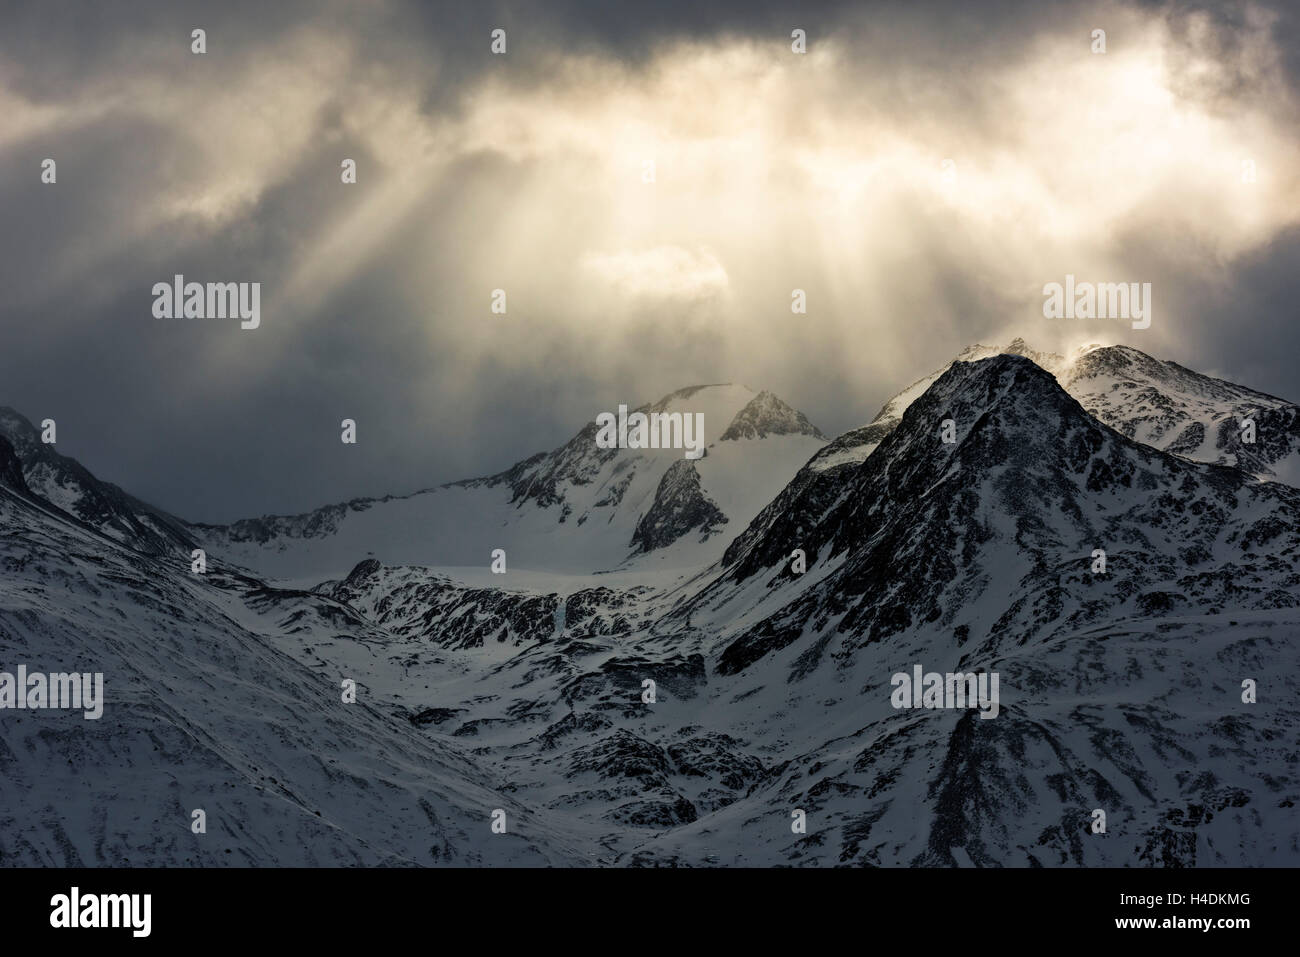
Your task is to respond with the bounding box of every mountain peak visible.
[891,353,1080,468]
[707,345,1300,677]
[720,390,825,441]
[192,380,827,576]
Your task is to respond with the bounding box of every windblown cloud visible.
[0,0,1297,519]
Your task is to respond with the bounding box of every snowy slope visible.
[192,384,827,582]
[3,347,1297,869]
[1063,344,1300,484]
[618,610,1299,866]
[0,439,587,866]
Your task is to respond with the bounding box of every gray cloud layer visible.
[1,0,1298,521]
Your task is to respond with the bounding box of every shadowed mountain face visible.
[0,407,196,557]
[694,355,1300,676]
[2,344,1297,867]
[0,437,29,495]
[793,339,1300,483]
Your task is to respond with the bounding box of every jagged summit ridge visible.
[694,354,1300,677]
[1063,344,1300,482]
[803,338,1300,484]
[191,382,828,578]
[720,390,825,441]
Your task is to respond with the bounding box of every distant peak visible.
[1066,343,1160,376]
[720,390,825,441]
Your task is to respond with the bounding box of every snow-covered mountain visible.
[699,354,1300,670]
[804,339,1069,474]
[0,407,196,556]
[1062,344,1300,484]
[803,338,1300,483]
[291,355,1298,865]
[630,355,1299,865]
[192,383,827,582]
[0,436,587,866]
[2,344,1297,868]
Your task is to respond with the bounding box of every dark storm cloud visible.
[1157,227,1300,400]
[0,0,1298,522]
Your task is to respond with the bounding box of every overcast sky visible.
[3,0,1299,521]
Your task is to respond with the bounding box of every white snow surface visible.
[197,383,827,583]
